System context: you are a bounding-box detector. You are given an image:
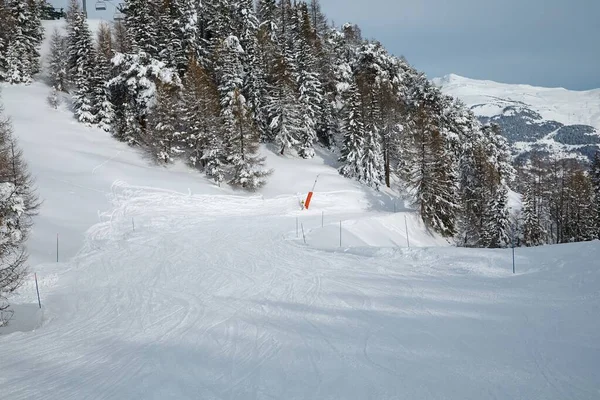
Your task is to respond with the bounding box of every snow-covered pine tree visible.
[180,58,224,183]
[146,82,183,163]
[521,183,544,246]
[563,167,595,242]
[167,0,198,76]
[0,4,10,80]
[24,0,43,76]
[401,86,458,237]
[482,186,511,248]
[591,151,600,239]
[227,88,271,190]
[215,35,244,155]
[122,0,160,58]
[257,0,277,33]
[294,3,323,159]
[47,28,68,92]
[47,85,60,109]
[92,22,115,132]
[109,52,179,145]
[255,0,279,141]
[4,0,33,84]
[66,0,96,125]
[267,53,302,155]
[338,81,364,180]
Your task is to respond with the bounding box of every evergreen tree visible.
[227,88,271,190]
[180,59,224,184]
[267,53,302,155]
[521,183,544,246]
[109,52,179,145]
[122,0,160,57]
[338,82,364,180]
[147,82,183,163]
[92,22,115,132]
[66,0,96,124]
[401,90,458,237]
[482,186,511,248]
[4,0,32,84]
[47,28,68,92]
[295,3,323,159]
[24,0,43,75]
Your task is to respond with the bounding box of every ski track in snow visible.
[0,80,599,399]
[1,183,599,399]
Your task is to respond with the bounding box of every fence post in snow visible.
[301,223,306,244]
[339,221,342,247]
[296,217,299,238]
[405,215,410,248]
[132,217,135,231]
[34,273,41,309]
[56,233,59,263]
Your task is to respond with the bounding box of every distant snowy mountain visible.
[433,74,600,162]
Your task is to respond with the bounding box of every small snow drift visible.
[303,212,449,249]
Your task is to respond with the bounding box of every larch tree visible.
[0,102,38,326]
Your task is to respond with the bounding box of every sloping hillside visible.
[0,79,598,399]
[433,74,600,161]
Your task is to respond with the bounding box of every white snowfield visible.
[433,73,600,130]
[1,82,599,400]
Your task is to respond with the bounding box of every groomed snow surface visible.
[1,81,599,400]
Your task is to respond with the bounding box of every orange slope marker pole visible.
[304,174,320,210]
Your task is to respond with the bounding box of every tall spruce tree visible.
[47,28,68,92]
[521,183,544,247]
[147,82,183,163]
[66,0,96,124]
[92,22,115,132]
[294,3,323,158]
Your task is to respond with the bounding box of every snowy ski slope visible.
[0,80,599,399]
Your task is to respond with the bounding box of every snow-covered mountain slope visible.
[433,74,600,162]
[0,82,599,399]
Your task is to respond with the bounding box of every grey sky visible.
[51,0,600,90]
[320,0,600,90]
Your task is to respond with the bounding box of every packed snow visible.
[0,81,599,399]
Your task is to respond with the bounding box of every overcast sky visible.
[52,0,600,90]
[319,0,600,90]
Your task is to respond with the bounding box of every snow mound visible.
[301,212,449,249]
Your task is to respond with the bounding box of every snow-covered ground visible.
[433,73,600,131]
[0,81,599,399]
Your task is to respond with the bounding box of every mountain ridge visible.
[433,74,600,162]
